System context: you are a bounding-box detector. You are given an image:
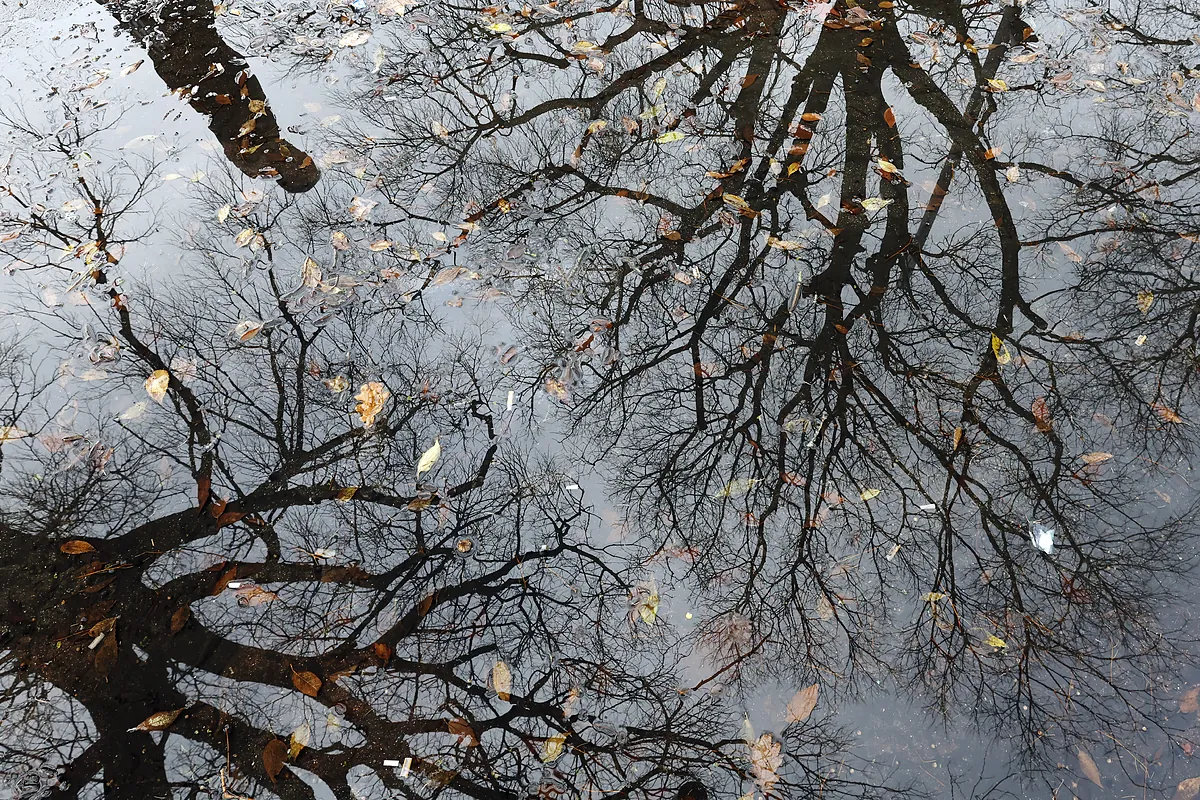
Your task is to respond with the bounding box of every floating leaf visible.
[354,382,390,427]
[655,130,684,143]
[1081,452,1113,465]
[338,29,372,47]
[859,488,881,501]
[170,606,191,635]
[448,718,478,746]
[883,107,896,127]
[767,236,804,251]
[289,723,311,761]
[60,540,96,554]
[291,668,322,697]
[1137,290,1154,313]
[1077,747,1103,788]
[991,334,1011,365]
[263,739,287,781]
[129,708,182,732]
[542,732,568,762]
[234,320,264,342]
[1174,777,1200,800]
[120,59,143,76]
[713,478,758,498]
[0,426,29,442]
[144,370,170,403]
[349,196,378,221]
[785,683,820,722]
[1153,403,1184,424]
[416,438,441,474]
[234,228,256,247]
[922,592,946,603]
[1032,396,1052,432]
[749,733,782,793]
[860,197,892,211]
[637,592,659,625]
[492,660,512,700]
[984,634,1007,649]
[987,78,1009,91]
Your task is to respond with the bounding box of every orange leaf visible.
[291,667,322,697]
[60,540,96,555]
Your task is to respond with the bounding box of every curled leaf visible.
[129,708,182,732]
[60,540,96,555]
[144,370,170,403]
[416,438,441,474]
[354,382,390,427]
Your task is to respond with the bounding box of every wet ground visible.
[1,0,1200,797]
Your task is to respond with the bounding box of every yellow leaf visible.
[335,486,358,502]
[144,370,170,403]
[289,722,311,761]
[128,708,182,731]
[492,660,512,700]
[877,158,900,174]
[354,382,390,427]
[234,228,256,247]
[416,438,441,474]
[0,426,30,443]
[984,634,1007,649]
[987,78,1009,91]
[542,733,567,762]
[1081,452,1113,465]
[991,333,1011,365]
[722,193,752,211]
[637,593,659,625]
[655,130,684,143]
[585,120,608,135]
[1137,290,1154,313]
[487,22,512,31]
[859,488,881,501]
[369,240,393,251]
[922,592,946,603]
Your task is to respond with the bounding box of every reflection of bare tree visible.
[0,156,884,800]
[329,0,1200,790]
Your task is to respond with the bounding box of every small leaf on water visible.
[60,540,96,554]
[1137,290,1154,313]
[883,107,896,127]
[291,667,322,697]
[859,488,881,501]
[492,660,513,700]
[785,683,820,722]
[263,738,287,781]
[1081,452,1113,465]
[144,370,170,403]
[991,333,1011,365]
[984,634,1007,649]
[1032,396,1053,432]
[542,732,567,762]
[129,708,182,732]
[655,130,684,143]
[354,382,390,427]
[170,605,191,634]
[416,438,441,474]
[289,723,311,761]
[922,592,946,603]
[637,593,659,625]
[987,78,1009,91]
[1077,746,1103,787]
[1174,777,1200,800]
[1153,403,1184,424]
[234,228,256,247]
[860,197,892,211]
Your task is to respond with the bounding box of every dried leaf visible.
[144,370,170,403]
[859,488,881,501]
[1174,777,1200,800]
[883,107,896,127]
[1077,747,1103,788]
[372,641,392,664]
[749,733,782,792]
[349,196,378,220]
[416,438,441,474]
[1137,290,1154,313]
[1032,396,1053,432]
[338,29,372,47]
[785,683,820,723]
[448,718,479,746]
[289,723,311,761]
[129,708,182,732]
[94,631,118,678]
[984,633,1007,649]
[1181,686,1200,714]
[1153,403,1184,424]
[291,668,322,697]
[60,540,96,555]
[263,738,287,781]
[636,592,659,625]
[492,660,512,700]
[234,228,256,247]
[542,732,568,762]
[1081,452,1113,465]
[170,605,191,635]
[354,382,390,427]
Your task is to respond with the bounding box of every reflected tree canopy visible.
[1,0,1200,798]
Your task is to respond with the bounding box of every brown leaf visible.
[291,667,322,697]
[741,74,759,88]
[211,567,238,595]
[60,540,96,555]
[94,632,118,679]
[1032,396,1053,433]
[373,641,392,665]
[216,509,247,529]
[129,708,182,732]
[1173,777,1200,800]
[448,718,479,746]
[883,107,896,127]
[1180,686,1200,714]
[1153,403,1184,424]
[1077,747,1103,788]
[263,738,287,782]
[785,683,820,723]
[169,606,191,635]
[1080,452,1113,465]
[196,474,211,510]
